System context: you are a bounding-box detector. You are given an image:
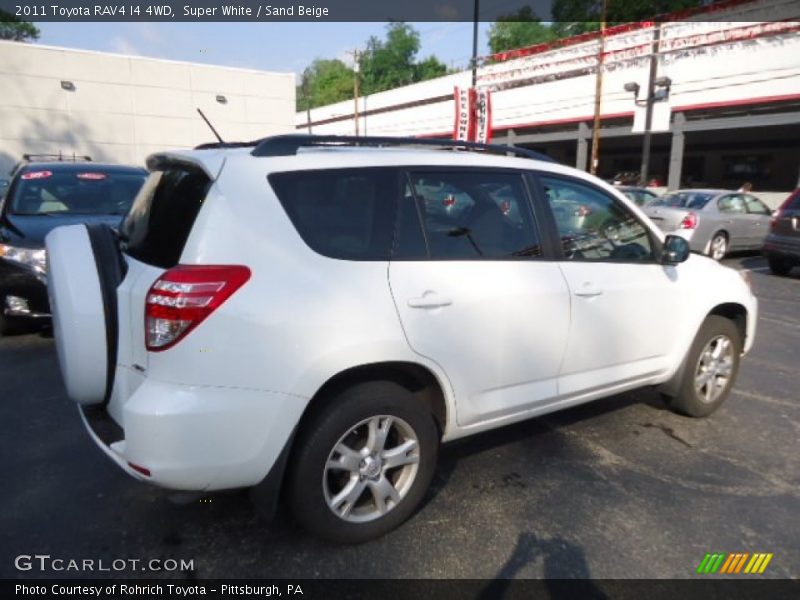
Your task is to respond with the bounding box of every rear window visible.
[10,169,145,216]
[650,192,712,209]
[120,167,211,268]
[268,168,398,261]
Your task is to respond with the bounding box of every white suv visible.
[46,135,757,543]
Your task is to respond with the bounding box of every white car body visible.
[47,141,758,511]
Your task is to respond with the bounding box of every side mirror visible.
[662,235,690,265]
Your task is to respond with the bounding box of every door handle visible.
[408,292,452,309]
[574,283,603,298]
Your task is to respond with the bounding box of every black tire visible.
[668,316,741,418]
[707,232,728,261]
[0,309,25,336]
[286,381,438,544]
[767,256,793,276]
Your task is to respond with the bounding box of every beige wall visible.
[0,41,296,174]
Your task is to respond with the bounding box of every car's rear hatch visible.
[110,153,218,419]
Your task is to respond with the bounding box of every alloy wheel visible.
[323,415,420,523]
[710,235,727,260]
[694,334,734,404]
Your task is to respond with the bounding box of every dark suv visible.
[763,189,800,276]
[0,161,146,334]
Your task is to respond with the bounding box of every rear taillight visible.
[145,265,251,351]
[770,209,782,232]
[679,212,698,229]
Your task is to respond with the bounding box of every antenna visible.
[196,108,224,143]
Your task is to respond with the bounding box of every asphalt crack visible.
[640,422,693,448]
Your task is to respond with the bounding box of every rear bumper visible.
[669,229,708,254]
[80,375,307,492]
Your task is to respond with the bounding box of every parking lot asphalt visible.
[1,254,797,580]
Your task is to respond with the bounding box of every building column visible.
[506,128,516,146]
[576,122,589,171]
[667,112,686,190]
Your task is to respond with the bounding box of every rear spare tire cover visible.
[46,224,123,405]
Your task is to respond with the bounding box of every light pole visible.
[625,26,673,186]
[471,0,480,87]
[639,23,661,186]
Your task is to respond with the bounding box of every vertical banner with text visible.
[453,87,474,141]
[474,89,492,144]
[453,87,491,143]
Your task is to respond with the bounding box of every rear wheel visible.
[708,232,728,261]
[287,381,438,544]
[668,316,741,417]
[767,256,793,276]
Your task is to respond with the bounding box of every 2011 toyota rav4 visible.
[46,135,758,544]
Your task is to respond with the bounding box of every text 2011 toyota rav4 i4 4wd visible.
[47,136,757,543]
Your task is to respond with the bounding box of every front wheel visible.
[287,381,439,544]
[668,315,741,417]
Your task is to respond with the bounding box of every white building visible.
[0,41,296,175]
[299,0,800,196]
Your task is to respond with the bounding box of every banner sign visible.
[453,87,474,141]
[474,89,492,144]
[453,87,492,143]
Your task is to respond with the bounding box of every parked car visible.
[762,188,800,275]
[615,185,659,207]
[0,161,146,335]
[643,189,772,260]
[46,135,757,544]
[0,179,9,198]
[610,172,663,187]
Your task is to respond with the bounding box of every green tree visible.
[359,22,447,95]
[296,59,354,112]
[487,7,556,54]
[552,0,704,38]
[297,22,448,111]
[0,10,40,41]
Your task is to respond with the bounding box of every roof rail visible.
[193,141,259,150]
[22,153,92,163]
[248,134,556,163]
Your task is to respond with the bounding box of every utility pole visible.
[590,0,608,176]
[471,0,480,87]
[639,22,661,186]
[347,49,361,136]
[301,68,312,134]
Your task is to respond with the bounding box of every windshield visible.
[649,192,713,210]
[9,169,146,216]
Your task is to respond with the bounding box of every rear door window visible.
[268,168,398,261]
[407,170,541,259]
[120,166,211,268]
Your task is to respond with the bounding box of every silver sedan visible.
[643,189,772,260]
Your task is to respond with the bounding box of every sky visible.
[35,21,494,79]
